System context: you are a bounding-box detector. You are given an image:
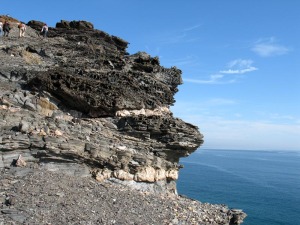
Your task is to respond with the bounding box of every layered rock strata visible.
[0,16,246,224]
[0,17,203,193]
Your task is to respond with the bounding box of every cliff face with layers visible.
[0,17,203,192]
[0,16,246,224]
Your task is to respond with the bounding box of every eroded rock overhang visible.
[0,18,204,193]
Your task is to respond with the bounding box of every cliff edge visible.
[0,16,246,224]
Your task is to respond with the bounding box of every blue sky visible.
[2,0,300,150]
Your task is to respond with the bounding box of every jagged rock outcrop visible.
[0,17,203,193]
[56,20,94,30]
[0,16,247,224]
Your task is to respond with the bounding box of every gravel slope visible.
[0,167,245,225]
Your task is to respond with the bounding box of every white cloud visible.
[184,24,202,32]
[206,98,236,106]
[152,24,202,45]
[220,59,258,74]
[186,59,257,85]
[252,44,289,57]
[171,101,300,151]
[270,113,295,121]
[174,113,300,151]
[252,38,290,57]
[184,74,235,84]
[165,55,201,67]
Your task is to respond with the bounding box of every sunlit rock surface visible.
[0,16,246,224]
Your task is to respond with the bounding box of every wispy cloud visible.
[185,59,257,85]
[220,59,258,74]
[270,113,295,121]
[166,33,187,44]
[198,118,300,150]
[172,103,300,150]
[164,55,201,67]
[184,74,235,84]
[153,24,202,45]
[184,24,202,32]
[255,112,298,124]
[252,37,290,57]
[206,98,236,106]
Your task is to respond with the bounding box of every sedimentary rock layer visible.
[0,16,246,224]
[0,16,203,192]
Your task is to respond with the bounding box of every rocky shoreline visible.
[0,15,246,224]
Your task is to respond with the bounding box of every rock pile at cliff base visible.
[0,167,246,225]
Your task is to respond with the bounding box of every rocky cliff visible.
[0,16,246,224]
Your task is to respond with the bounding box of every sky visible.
[2,0,300,150]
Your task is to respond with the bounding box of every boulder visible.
[27,20,45,31]
[56,20,94,30]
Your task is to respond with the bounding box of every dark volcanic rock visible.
[0,17,203,189]
[0,16,246,225]
[24,22,181,118]
[27,20,45,31]
[28,64,181,117]
[56,20,94,30]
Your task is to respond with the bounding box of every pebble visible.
[0,168,247,225]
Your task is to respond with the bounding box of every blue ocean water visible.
[177,149,300,225]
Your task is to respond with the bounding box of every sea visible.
[177,149,300,225]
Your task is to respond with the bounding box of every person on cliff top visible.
[3,21,11,37]
[18,22,26,38]
[0,21,3,36]
[41,24,48,38]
